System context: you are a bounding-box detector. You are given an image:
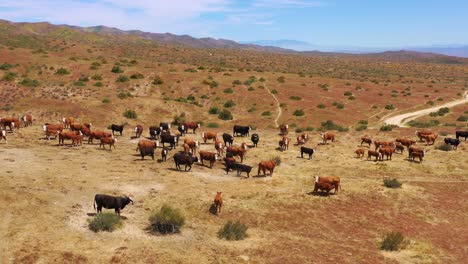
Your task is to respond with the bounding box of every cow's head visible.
[194,156,200,163]
[134,127,138,132]
[62,117,66,123]
[1,130,5,137]
[195,141,199,147]
[197,123,201,128]
[215,154,219,160]
[159,126,163,131]
[173,137,177,143]
[163,149,167,155]
[314,175,319,183]
[79,131,83,136]
[201,132,205,138]
[43,125,47,132]
[168,124,171,129]
[155,141,160,148]
[415,131,419,135]
[378,153,383,159]
[181,125,185,130]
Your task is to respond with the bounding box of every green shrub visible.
[305,126,314,131]
[380,124,397,131]
[111,66,124,73]
[456,115,468,122]
[2,71,17,81]
[436,107,450,116]
[426,100,434,105]
[78,76,89,82]
[320,120,348,132]
[317,103,326,109]
[94,82,103,87]
[385,104,395,110]
[184,68,197,72]
[208,107,220,114]
[55,68,70,75]
[224,100,236,108]
[295,128,303,133]
[130,73,144,79]
[123,109,137,119]
[336,103,344,109]
[207,122,219,128]
[259,77,266,82]
[383,178,402,188]
[218,109,233,120]
[223,88,234,94]
[407,120,439,128]
[358,120,368,125]
[270,89,278,94]
[149,205,185,234]
[348,96,356,100]
[0,63,13,70]
[210,81,218,88]
[344,91,352,96]
[73,80,86,86]
[91,74,102,80]
[102,98,111,103]
[20,78,40,87]
[232,80,242,85]
[380,232,406,251]
[290,96,301,101]
[218,221,248,241]
[293,109,305,116]
[116,75,129,83]
[436,143,452,152]
[248,87,255,91]
[277,76,285,83]
[262,111,272,116]
[88,213,123,232]
[355,125,368,131]
[153,76,163,85]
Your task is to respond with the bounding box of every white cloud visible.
[225,13,274,25]
[253,0,322,8]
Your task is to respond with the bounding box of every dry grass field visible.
[1,20,468,263]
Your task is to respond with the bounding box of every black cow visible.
[233,125,250,137]
[160,122,171,132]
[222,133,234,147]
[177,124,185,136]
[149,126,162,140]
[110,124,124,136]
[94,194,133,215]
[235,163,253,177]
[225,161,238,174]
[300,147,316,160]
[456,131,468,141]
[251,133,259,147]
[160,133,179,149]
[161,147,169,162]
[173,153,199,171]
[444,138,460,150]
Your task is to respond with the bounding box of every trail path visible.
[383,91,468,127]
[265,83,282,128]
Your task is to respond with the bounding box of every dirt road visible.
[265,84,282,128]
[384,91,468,127]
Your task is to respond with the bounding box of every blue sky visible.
[0,0,467,47]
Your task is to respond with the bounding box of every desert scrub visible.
[293,109,305,116]
[383,178,402,188]
[380,232,406,251]
[55,68,70,75]
[123,109,137,119]
[111,66,124,73]
[218,109,233,120]
[218,221,248,241]
[149,205,185,234]
[116,75,129,83]
[88,213,123,232]
[435,143,452,152]
[208,107,220,114]
[153,76,163,85]
[262,111,272,116]
[20,78,40,87]
[379,124,397,131]
[224,100,236,108]
[289,96,301,101]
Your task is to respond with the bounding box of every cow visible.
[415,130,433,142]
[280,125,288,135]
[94,194,133,215]
[313,179,335,195]
[279,136,289,151]
[0,117,19,131]
[409,149,426,163]
[355,148,365,158]
[177,124,185,136]
[444,138,460,150]
[379,144,396,160]
[226,144,248,163]
[199,150,218,168]
[456,130,468,141]
[214,140,225,157]
[184,139,199,154]
[70,134,84,146]
[21,114,33,127]
[58,131,82,146]
[134,125,144,138]
[88,131,112,144]
[374,140,394,151]
[44,128,60,141]
[314,176,341,194]
[213,192,223,215]
[320,132,335,144]
[361,136,372,147]
[395,143,405,154]
[297,136,306,145]
[367,150,382,161]
[395,138,416,149]
[70,123,91,131]
[111,124,124,136]
[149,126,162,140]
[136,139,159,160]
[182,143,191,155]
[421,134,438,146]
[202,132,217,144]
[161,147,169,162]
[225,161,239,174]
[251,133,259,147]
[184,122,201,134]
[161,133,179,149]
[44,123,64,133]
[236,163,253,177]
[100,136,117,150]
[62,117,75,129]
[258,160,277,177]
[222,133,234,147]
[233,125,250,137]
[173,152,199,171]
[408,146,424,158]
[300,147,316,160]
[159,122,171,132]
[1,130,6,143]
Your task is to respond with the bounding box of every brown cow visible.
[421,134,438,146]
[44,123,64,133]
[415,130,433,142]
[361,136,372,147]
[134,124,144,138]
[395,143,405,154]
[226,144,248,163]
[0,117,20,131]
[367,150,382,161]
[58,131,81,146]
[214,140,225,157]
[314,176,341,194]
[70,123,92,131]
[379,144,396,160]
[184,122,201,134]
[202,132,217,143]
[100,136,117,150]
[1,130,6,143]
[279,136,289,151]
[408,146,424,158]
[297,133,308,145]
[374,140,394,151]
[396,138,416,148]
[89,131,112,144]
[258,160,277,176]
[182,143,191,154]
[313,179,335,195]
[409,149,426,163]
[355,148,365,158]
[213,192,223,215]
[44,129,59,141]
[320,132,335,144]
[70,134,84,146]
[22,114,33,127]
[62,117,75,129]
[199,150,218,168]
[280,124,289,135]
[136,139,159,160]
[183,138,199,154]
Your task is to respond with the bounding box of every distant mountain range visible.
[243,39,468,58]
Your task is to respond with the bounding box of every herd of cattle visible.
[2,114,468,215]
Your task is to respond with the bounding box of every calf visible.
[1,130,6,143]
[161,147,169,162]
[184,138,199,154]
[59,131,81,146]
[320,132,335,144]
[70,134,84,146]
[173,153,199,171]
[111,124,124,136]
[202,132,217,144]
[199,150,218,168]
[379,145,396,160]
[279,136,289,151]
[213,192,223,215]
[22,114,33,127]
[360,136,372,147]
[374,140,394,151]
[367,150,382,161]
[136,139,159,160]
[408,146,424,159]
[159,122,171,132]
[44,123,64,132]
[258,160,277,177]
[456,130,468,141]
[355,148,365,158]
[44,129,60,141]
[444,138,460,150]
[214,140,225,157]
[177,124,185,136]
[149,126,162,140]
[395,143,405,154]
[297,133,309,145]
[62,117,75,129]
[134,124,144,138]
[100,137,117,150]
[225,161,239,174]
[222,133,234,147]
[236,163,253,177]
[313,180,335,195]
[251,133,259,147]
[94,194,133,215]
[301,147,316,160]
[314,176,341,194]
[279,125,288,135]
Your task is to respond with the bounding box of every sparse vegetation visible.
[55,68,70,75]
[407,120,440,128]
[380,232,406,251]
[385,104,395,110]
[218,221,248,241]
[436,143,452,152]
[130,73,144,79]
[111,66,124,73]
[289,96,301,101]
[20,77,40,87]
[153,76,163,85]
[149,205,185,234]
[293,109,305,116]
[224,100,236,108]
[380,124,398,131]
[383,178,402,188]
[319,120,348,132]
[208,107,220,114]
[123,109,137,119]
[116,75,129,83]
[317,103,326,109]
[262,111,272,116]
[223,88,234,94]
[218,109,233,120]
[88,213,123,233]
[277,76,285,83]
